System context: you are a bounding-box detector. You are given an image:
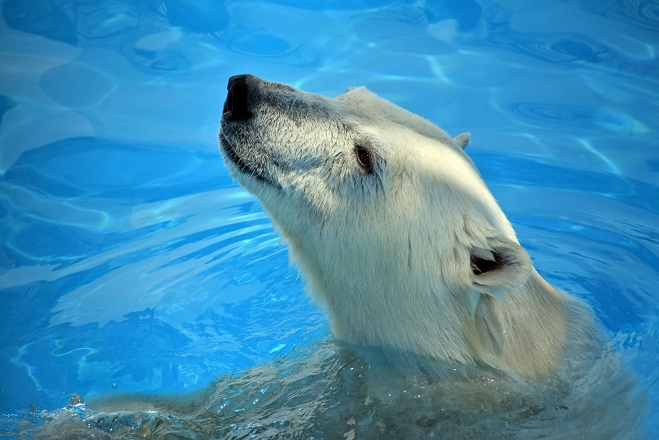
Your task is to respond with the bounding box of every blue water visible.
[0,0,658,437]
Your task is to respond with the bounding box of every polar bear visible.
[214,75,647,438]
[28,75,645,439]
[220,74,577,378]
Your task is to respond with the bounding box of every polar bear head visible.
[219,75,567,377]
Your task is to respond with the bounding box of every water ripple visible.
[508,103,643,133]
[610,0,659,30]
[488,32,650,75]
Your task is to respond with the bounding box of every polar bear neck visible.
[279,212,568,378]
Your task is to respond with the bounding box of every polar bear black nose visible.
[224,75,253,121]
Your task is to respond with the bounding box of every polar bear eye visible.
[355,145,373,174]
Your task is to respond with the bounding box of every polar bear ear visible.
[453,132,470,149]
[469,236,532,298]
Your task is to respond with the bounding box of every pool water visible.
[1,0,658,437]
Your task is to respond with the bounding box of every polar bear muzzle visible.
[219,74,336,190]
[219,74,281,187]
